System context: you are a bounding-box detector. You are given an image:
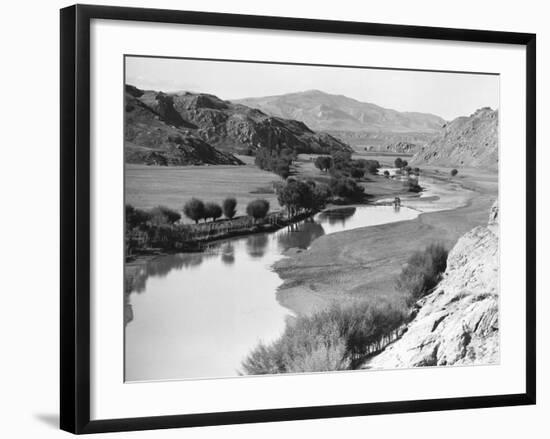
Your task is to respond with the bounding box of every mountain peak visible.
[234,91,444,133]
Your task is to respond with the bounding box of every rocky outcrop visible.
[125,85,351,166]
[412,107,498,170]
[367,201,499,368]
[125,88,243,166]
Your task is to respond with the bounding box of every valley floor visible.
[273,167,498,315]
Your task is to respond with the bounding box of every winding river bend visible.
[125,204,425,382]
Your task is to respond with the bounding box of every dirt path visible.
[273,168,498,315]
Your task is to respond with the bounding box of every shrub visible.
[241,301,407,375]
[204,202,222,222]
[125,204,151,229]
[394,157,404,168]
[255,148,293,179]
[383,170,390,178]
[183,198,205,224]
[350,167,365,179]
[222,197,237,219]
[396,243,449,304]
[148,205,181,225]
[329,176,365,200]
[314,156,333,172]
[405,177,422,193]
[451,168,458,176]
[246,199,270,221]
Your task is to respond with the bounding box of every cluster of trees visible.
[255,147,295,179]
[183,197,271,224]
[126,204,181,230]
[276,178,332,218]
[396,243,449,305]
[241,301,407,374]
[314,152,381,179]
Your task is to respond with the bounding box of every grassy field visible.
[126,159,283,221]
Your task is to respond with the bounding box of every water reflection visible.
[246,234,269,258]
[276,219,325,250]
[125,205,422,381]
[220,242,235,265]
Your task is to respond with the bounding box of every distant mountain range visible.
[412,107,498,169]
[125,85,350,166]
[234,90,446,133]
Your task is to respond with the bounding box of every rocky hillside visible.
[367,201,499,368]
[412,107,499,169]
[125,85,351,166]
[235,90,445,133]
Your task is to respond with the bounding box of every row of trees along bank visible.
[125,176,338,256]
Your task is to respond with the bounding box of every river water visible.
[124,205,423,382]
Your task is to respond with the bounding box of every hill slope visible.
[367,201,499,368]
[125,85,243,166]
[235,90,445,133]
[412,107,499,169]
[125,85,351,166]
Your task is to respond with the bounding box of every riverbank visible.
[273,167,498,316]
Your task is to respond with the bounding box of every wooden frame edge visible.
[60,4,537,434]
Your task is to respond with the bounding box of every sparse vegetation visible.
[241,301,407,374]
[396,243,449,305]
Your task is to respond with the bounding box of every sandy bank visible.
[273,168,498,315]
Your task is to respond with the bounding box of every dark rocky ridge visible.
[125,85,352,166]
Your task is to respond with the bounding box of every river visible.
[124,204,426,382]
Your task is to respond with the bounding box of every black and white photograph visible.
[124,56,500,382]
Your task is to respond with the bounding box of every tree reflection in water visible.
[220,242,235,265]
[276,218,325,251]
[245,233,269,258]
[316,207,356,226]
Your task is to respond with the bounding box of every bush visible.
[350,167,365,179]
[383,170,390,178]
[329,176,365,200]
[451,168,458,176]
[148,205,181,225]
[314,156,332,172]
[204,202,222,222]
[241,301,407,375]
[405,177,422,193]
[255,148,293,179]
[394,157,404,168]
[396,243,449,304]
[125,204,151,229]
[246,199,270,221]
[222,197,237,219]
[183,198,205,224]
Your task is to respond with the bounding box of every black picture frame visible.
[60,4,536,434]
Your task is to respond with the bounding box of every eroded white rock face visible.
[367,201,499,368]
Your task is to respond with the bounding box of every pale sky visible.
[125,56,499,121]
